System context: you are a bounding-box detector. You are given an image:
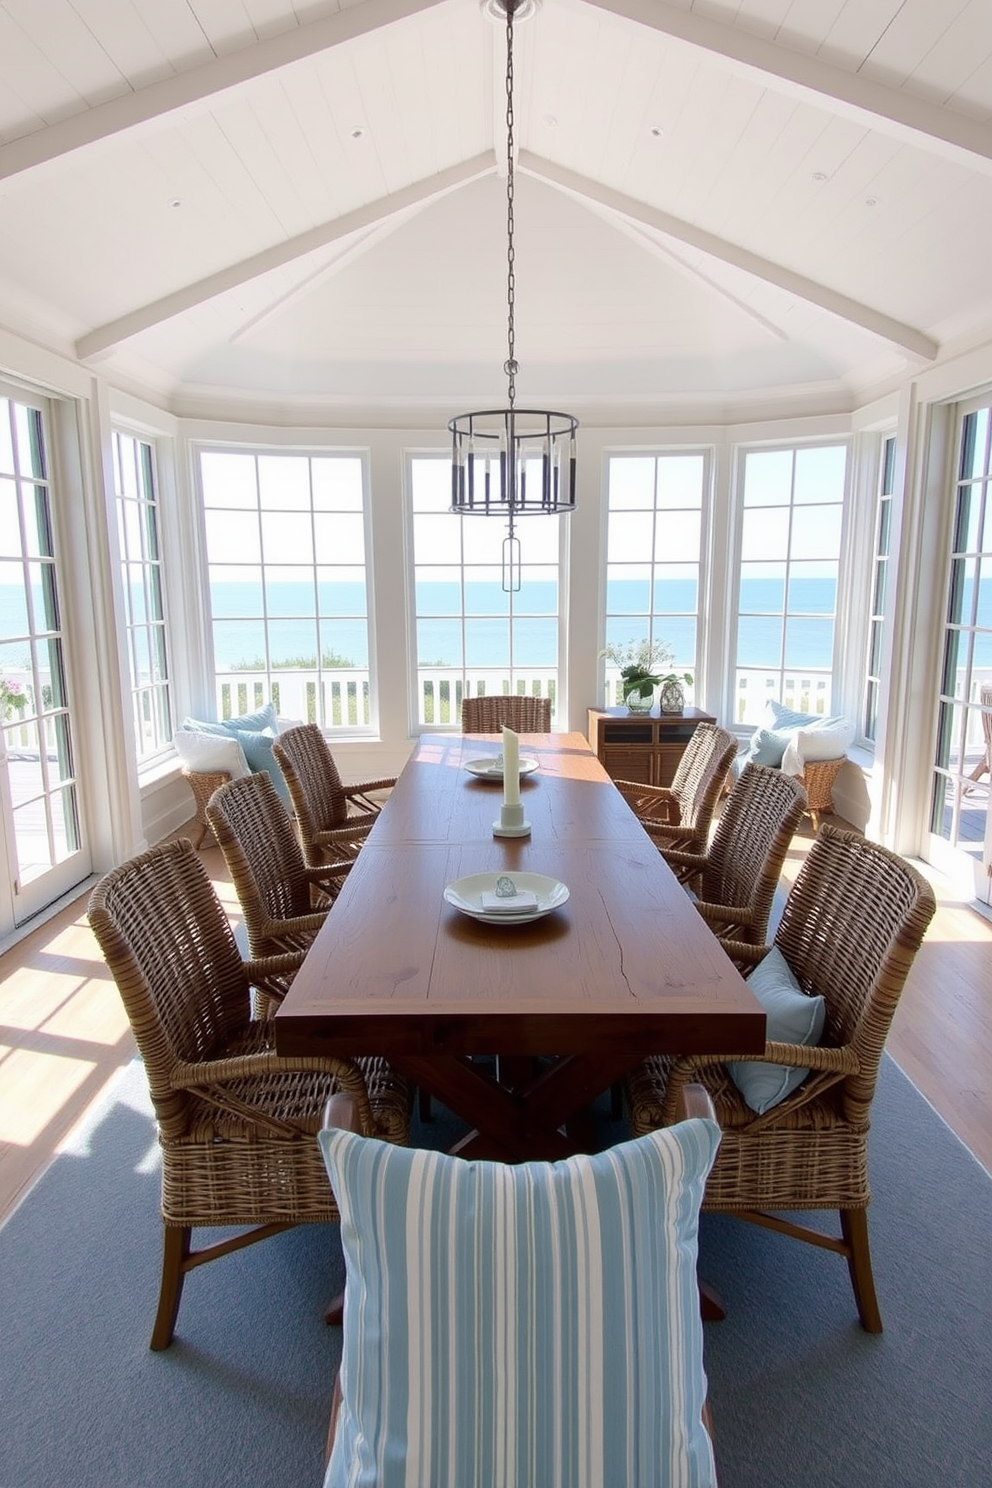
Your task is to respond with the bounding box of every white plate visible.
[464,756,540,780]
[444,872,569,925]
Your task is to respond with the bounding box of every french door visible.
[0,389,90,928]
[926,400,992,903]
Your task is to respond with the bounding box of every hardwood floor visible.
[1,812,990,1226]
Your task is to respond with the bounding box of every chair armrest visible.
[659,1043,860,1126]
[662,847,708,874]
[305,861,352,888]
[345,777,397,812]
[613,780,679,824]
[674,1083,716,1123]
[313,821,376,848]
[693,900,758,933]
[322,1091,362,1132]
[172,1051,377,1135]
[712,938,770,971]
[258,910,329,952]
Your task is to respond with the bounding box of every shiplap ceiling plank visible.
[67,0,178,84]
[0,9,89,136]
[948,52,992,123]
[580,0,992,172]
[857,0,974,87]
[1,0,130,109]
[816,0,906,69]
[185,0,263,54]
[728,0,795,44]
[0,0,448,181]
[772,0,851,57]
[75,150,495,358]
[907,0,992,111]
[127,0,217,65]
[522,150,938,358]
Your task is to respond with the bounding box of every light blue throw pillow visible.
[235,728,290,805]
[746,726,793,767]
[223,701,279,734]
[319,1122,721,1488]
[728,946,826,1114]
[765,700,820,731]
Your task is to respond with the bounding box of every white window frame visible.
[194,443,376,734]
[730,438,851,727]
[405,451,567,732]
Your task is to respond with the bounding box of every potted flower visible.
[1,675,28,723]
[599,638,675,714]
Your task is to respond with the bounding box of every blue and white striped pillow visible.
[319,1120,721,1488]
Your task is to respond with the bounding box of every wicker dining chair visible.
[87,838,411,1351]
[664,762,807,956]
[461,694,552,732]
[614,723,737,857]
[205,771,351,964]
[626,823,936,1332]
[272,722,396,866]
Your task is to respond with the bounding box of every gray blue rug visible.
[1,1057,989,1487]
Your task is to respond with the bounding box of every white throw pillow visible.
[780,715,854,776]
[172,727,249,779]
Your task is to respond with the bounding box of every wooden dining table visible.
[275,731,765,1162]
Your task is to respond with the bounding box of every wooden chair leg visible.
[841,1207,882,1333]
[151,1224,191,1351]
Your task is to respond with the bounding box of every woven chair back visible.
[700,763,807,943]
[669,724,737,832]
[88,839,250,1137]
[774,823,936,1123]
[206,772,313,941]
[461,694,552,733]
[272,722,348,836]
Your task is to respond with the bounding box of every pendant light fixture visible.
[449,0,578,592]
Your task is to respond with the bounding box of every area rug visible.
[1,1057,989,1488]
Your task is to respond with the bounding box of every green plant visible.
[599,638,674,699]
[660,670,694,689]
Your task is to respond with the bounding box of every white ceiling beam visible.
[521,152,938,360]
[0,0,448,183]
[76,153,495,361]
[580,0,992,175]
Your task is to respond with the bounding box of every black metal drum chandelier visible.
[449,0,578,592]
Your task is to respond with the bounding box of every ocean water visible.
[3,576,991,674]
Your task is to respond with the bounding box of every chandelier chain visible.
[505,3,517,408]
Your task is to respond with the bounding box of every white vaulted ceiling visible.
[1,0,991,424]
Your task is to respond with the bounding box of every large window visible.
[928,403,992,872]
[198,450,370,728]
[734,443,847,725]
[862,435,896,744]
[409,456,561,728]
[603,453,705,704]
[0,390,85,921]
[113,431,172,760]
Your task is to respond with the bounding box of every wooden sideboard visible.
[587,706,718,788]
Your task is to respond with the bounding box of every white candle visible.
[502,726,521,807]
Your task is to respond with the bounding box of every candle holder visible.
[493,802,531,838]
